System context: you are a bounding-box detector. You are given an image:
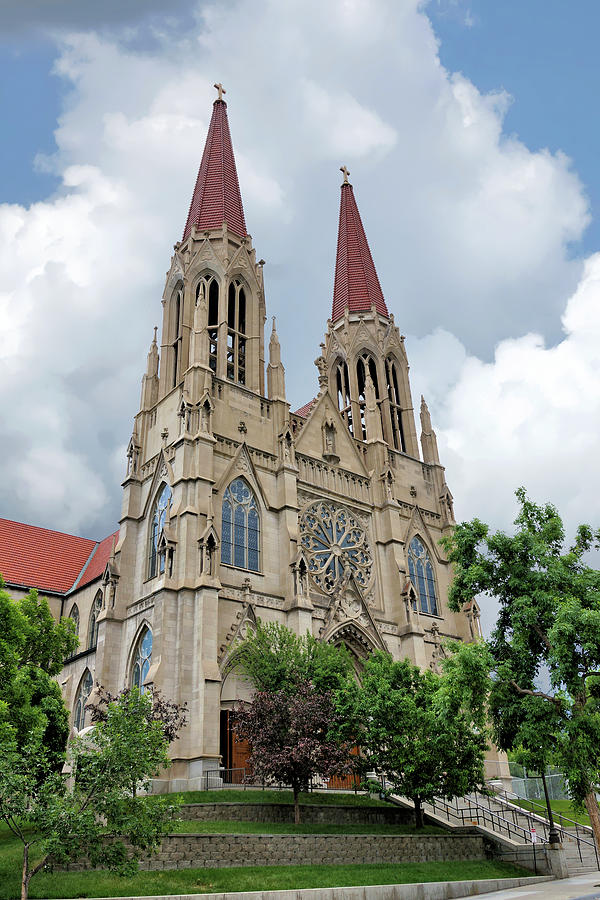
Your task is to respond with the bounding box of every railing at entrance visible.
[202,768,361,793]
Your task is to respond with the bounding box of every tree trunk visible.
[414,797,424,830]
[293,782,301,825]
[21,844,30,900]
[584,790,600,852]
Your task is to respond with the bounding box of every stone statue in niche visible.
[322,419,339,463]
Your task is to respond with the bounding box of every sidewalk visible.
[480,871,600,900]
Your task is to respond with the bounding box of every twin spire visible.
[182,85,390,324]
[331,166,389,323]
[182,83,247,242]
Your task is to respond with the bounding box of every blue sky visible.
[1,0,600,581]
[430,0,600,254]
[3,1,600,253]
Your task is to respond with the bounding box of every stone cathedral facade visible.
[1,89,507,791]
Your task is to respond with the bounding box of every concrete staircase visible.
[389,788,600,876]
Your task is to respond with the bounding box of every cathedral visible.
[0,86,506,790]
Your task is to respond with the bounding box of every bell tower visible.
[321,166,419,458]
[159,83,266,403]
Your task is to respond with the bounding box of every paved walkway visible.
[480,872,600,900]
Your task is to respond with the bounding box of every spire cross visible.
[214,82,226,101]
[340,165,350,185]
[153,326,158,343]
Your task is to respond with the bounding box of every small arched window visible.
[69,603,80,638]
[171,285,184,388]
[356,352,381,441]
[74,669,93,731]
[227,279,247,384]
[385,356,406,452]
[148,483,172,578]
[221,478,260,572]
[335,359,353,435]
[87,591,102,649]
[408,536,439,615]
[131,626,153,694]
[197,275,220,373]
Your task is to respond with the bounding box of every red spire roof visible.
[182,98,247,241]
[331,181,389,323]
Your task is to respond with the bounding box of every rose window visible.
[299,501,372,594]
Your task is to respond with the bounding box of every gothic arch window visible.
[197,274,220,374]
[227,279,247,384]
[69,603,80,638]
[407,536,439,615]
[335,358,353,435]
[73,669,93,731]
[171,285,184,388]
[356,351,382,441]
[87,591,102,649]
[385,356,406,452]
[148,483,172,578]
[131,626,153,694]
[221,478,260,572]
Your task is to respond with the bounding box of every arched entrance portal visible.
[325,621,382,791]
[219,708,251,783]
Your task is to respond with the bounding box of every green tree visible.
[443,488,600,849]
[1,688,181,900]
[234,681,357,823]
[347,647,490,828]
[0,578,78,770]
[233,620,354,694]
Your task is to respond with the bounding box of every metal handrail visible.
[426,794,534,844]
[492,788,594,836]
[480,788,599,870]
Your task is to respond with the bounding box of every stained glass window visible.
[299,500,372,595]
[132,627,153,694]
[87,591,102,649]
[74,669,93,731]
[148,483,172,578]
[408,537,439,615]
[221,478,260,571]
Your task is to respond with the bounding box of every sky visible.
[1,0,600,633]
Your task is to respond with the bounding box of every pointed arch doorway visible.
[325,628,373,792]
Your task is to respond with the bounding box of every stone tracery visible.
[299,500,372,594]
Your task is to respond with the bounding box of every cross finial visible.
[214,82,226,101]
[340,165,350,185]
[153,325,158,343]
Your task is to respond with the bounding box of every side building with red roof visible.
[1,88,509,790]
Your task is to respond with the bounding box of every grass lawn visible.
[1,855,534,900]
[171,820,445,835]
[509,797,591,827]
[167,788,389,807]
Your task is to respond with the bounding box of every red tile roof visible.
[294,398,317,418]
[0,519,119,595]
[182,99,247,241]
[331,182,389,323]
[77,529,120,590]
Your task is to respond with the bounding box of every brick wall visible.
[141,833,485,870]
[181,802,414,825]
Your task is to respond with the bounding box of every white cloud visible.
[409,253,600,635]
[0,0,596,548]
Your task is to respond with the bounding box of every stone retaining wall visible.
[181,803,413,825]
[141,833,485,870]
